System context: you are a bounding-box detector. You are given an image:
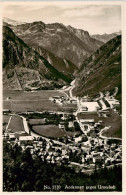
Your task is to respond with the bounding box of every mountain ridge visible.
[5,20,104,67]
[92,32,121,43]
[3,25,73,90]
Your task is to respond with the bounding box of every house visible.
[61,113,69,120]
[81,145,91,153]
[106,98,120,108]
[26,145,34,149]
[93,156,103,163]
[6,97,12,101]
[21,145,26,151]
[79,119,94,126]
[81,96,91,102]
[4,133,9,138]
[51,159,55,164]
[81,106,88,112]
[51,96,62,104]
[19,136,33,141]
[9,133,15,140]
[79,119,94,133]
[70,162,83,168]
[82,140,91,147]
[105,157,114,164]
[59,122,65,130]
[3,109,11,114]
[70,100,77,104]
[52,96,60,99]
[74,136,82,143]
[63,99,71,104]
[92,151,103,157]
[68,121,74,128]
[62,149,67,155]
[81,157,85,163]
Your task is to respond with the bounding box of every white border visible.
[0,1,125,195]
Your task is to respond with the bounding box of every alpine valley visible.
[3,17,122,192]
[3,18,121,96]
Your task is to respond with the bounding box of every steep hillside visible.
[3,26,72,90]
[92,32,121,43]
[32,46,77,77]
[7,21,103,67]
[67,25,103,51]
[73,35,121,101]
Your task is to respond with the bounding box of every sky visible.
[2,2,121,35]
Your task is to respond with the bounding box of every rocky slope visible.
[67,25,103,51]
[6,20,103,67]
[73,35,121,101]
[3,26,73,90]
[31,45,77,77]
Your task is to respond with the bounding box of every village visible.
[3,86,122,174]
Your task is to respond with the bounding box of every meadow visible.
[3,90,65,100]
[32,124,66,138]
[29,119,46,125]
[101,110,121,138]
[77,112,100,122]
[3,90,77,112]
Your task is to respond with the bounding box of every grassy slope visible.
[73,35,121,102]
[73,36,121,139]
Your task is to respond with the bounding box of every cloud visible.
[2,3,121,34]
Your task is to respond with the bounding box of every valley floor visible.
[3,86,122,174]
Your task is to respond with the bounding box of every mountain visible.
[3,26,73,90]
[31,45,77,77]
[5,20,104,67]
[92,32,121,43]
[3,17,26,26]
[73,35,121,102]
[67,25,103,51]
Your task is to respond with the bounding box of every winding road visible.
[60,80,122,142]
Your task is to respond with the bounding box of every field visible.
[3,90,77,112]
[32,125,67,138]
[3,90,66,100]
[8,116,25,133]
[77,112,100,123]
[29,119,46,125]
[78,110,121,138]
[101,110,121,138]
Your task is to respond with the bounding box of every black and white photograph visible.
[1,0,123,192]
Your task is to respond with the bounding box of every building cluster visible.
[49,92,120,113]
[4,130,122,173]
[49,95,77,105]
[3,90,121,173]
